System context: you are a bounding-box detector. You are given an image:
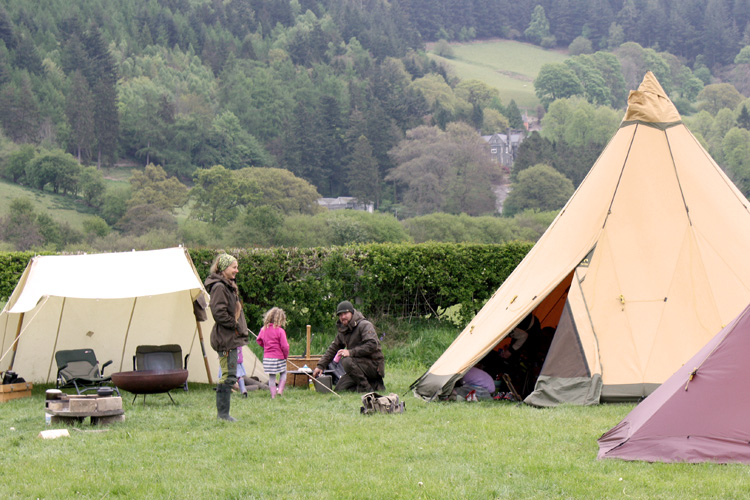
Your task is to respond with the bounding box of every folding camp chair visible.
[133,344,189,388]
[55,348,120,396]
[128,344,190,404]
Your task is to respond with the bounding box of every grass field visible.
[427,39,569,115]
[2,368,748,499]
[0,179,100,231]
[2,319,749,500]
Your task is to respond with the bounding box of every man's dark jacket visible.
[317,309,385,376]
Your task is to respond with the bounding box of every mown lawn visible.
[427,39,569,113]
[1,360,748,499]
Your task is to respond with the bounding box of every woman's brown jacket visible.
[204,273,249,353]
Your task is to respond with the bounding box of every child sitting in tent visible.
[454,365,495,400]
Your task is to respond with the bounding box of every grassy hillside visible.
[0,179,103,230]
[427,39,569,114]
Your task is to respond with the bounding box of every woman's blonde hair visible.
[263,307,287,328]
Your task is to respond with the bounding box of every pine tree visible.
[0,74,40,143]
[66,71,95,163]
[524,5,551,45]
[738,104,750,130]
[346,135,380,206]
[92,79,119,167]
[506,100,524,129]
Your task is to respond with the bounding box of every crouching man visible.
[312,301,385,392]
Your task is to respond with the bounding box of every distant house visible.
[317,197,374,213]
[482,129,525,167]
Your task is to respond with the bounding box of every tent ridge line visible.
[665,128,693,226]
[603,123,638,229]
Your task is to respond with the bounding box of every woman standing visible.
[204,253,249,422]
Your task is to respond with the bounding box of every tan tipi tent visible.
[412,72,750,406]
[0,247,266,385]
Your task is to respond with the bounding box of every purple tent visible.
[598,303,750,463]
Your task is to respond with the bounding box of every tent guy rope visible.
[0,295,50,367]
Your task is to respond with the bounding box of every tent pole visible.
[6,313,24,371]
[46,297,67,382]
[196,320,213,384]
[120,298,138,372]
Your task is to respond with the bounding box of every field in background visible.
[427,39,569,115]
[0,179,98,230]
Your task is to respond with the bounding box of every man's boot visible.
[216,384,237,422]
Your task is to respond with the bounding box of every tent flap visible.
[525,374,602,407]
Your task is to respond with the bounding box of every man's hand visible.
[312,367,323,378]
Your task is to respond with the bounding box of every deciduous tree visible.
[503,164,574,216]
[129,163,188,212]
[697,83,744,115]
[236,167,321,215]
[387,122,502,216]
[190,164,259,224]
[534,64,584,109]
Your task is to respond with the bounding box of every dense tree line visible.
[404,0,750,70]
[0,0,748,255]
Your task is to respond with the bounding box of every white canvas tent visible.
[412,72,750,405]
[0,247,266,384]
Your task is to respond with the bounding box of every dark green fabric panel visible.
[524,374,602,407]
[600,382,661,402]
[412,372,462,401]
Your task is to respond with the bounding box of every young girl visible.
[256,307,289,399]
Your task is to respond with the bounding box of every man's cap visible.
[336,301,354,315]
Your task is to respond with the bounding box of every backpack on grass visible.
[360,392,405,415]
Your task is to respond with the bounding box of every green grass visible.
[2,319,749,500]
[100,165,137,187]
[427,39,569,114]
[0,179,100,230]
[2,372,748,499]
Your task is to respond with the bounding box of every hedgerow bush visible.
[191,242,531,336]
[0,242,532,340]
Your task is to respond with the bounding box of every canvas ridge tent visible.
[0,247,266,385]
[411,72,750,406]
[598,302,750,463]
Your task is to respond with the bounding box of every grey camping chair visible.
[55,348,120,396]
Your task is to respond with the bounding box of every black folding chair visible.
[55,348,120,396]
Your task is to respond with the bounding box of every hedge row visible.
[0,242,533,340]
